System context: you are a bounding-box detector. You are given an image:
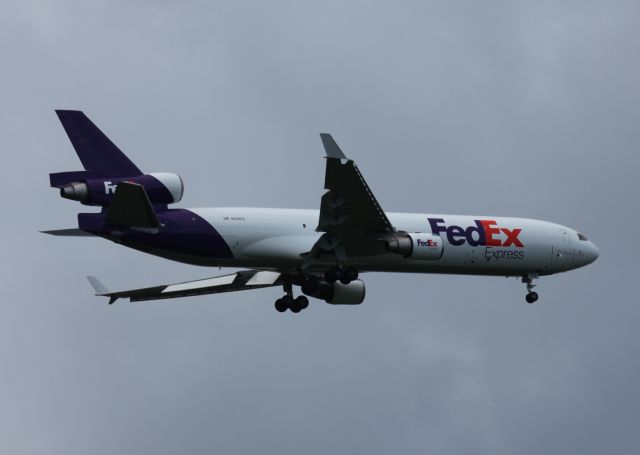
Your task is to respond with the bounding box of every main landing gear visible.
[522,274,539,304]
[323,267,358,285]
[273,267,361,313]
[274,295,309,313]
[274,279,309,313]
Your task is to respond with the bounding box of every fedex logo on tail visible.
[104,181,117,194]
[428,218,524,248]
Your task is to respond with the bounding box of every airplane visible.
[44,110,599,312]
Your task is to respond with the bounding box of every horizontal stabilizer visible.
[41,228,94,237]
[88,270,282,303]
[104,182,160,229]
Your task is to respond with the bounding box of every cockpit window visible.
[577,233,588,241]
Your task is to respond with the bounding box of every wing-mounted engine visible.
[387,232,443,260]
[301,279,366,305]
[53,172,184,206]
[327,280,366,304]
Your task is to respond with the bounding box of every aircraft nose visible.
[585,242,599,265]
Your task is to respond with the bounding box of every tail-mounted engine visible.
[387,232,443,260]
[50,110,184,207]
[54,172,184,206]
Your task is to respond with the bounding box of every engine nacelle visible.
[59,172,184,206]
[301,280,366,305]
[329,280,366,305]
[387,233,443,260]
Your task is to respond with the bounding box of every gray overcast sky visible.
[1,0,639,453]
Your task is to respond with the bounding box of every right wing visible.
[303,134,396,269]
[87,270,283,304]
[317,134,395,235]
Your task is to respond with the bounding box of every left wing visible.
[87,270,282,304]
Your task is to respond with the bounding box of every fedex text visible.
[428,218,524,248]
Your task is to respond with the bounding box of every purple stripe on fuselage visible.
[78,209,233,260]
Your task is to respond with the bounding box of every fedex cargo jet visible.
[44,110,599,312]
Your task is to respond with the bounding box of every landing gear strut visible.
[522,274,539,304]
[274,279,309,313]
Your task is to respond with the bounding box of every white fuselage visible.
[184,207,599,277]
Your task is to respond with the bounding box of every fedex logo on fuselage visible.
[428,218,524,248]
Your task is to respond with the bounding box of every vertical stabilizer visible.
[55,110,142,177]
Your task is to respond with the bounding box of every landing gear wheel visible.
[289,296,309,313]
[326,267,359,285]
[275,298,287,312]
[522,274,540,304]
[324,269,339,284]
[339,268,358,285]
[295,295,309,310]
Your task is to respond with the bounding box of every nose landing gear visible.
[522,274,539,304]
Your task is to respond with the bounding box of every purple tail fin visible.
[52,110,142,185]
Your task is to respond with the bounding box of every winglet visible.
[87,276,109,295]
[87,276,118,304]
[320,133,347,160]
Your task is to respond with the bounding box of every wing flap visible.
[162,274,237,293]
[245,271,281,286]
